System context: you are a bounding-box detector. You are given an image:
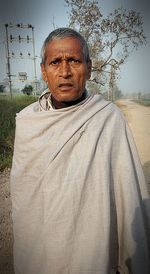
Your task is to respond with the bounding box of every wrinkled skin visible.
[41,37,92,108]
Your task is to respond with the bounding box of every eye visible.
[68,58,80,64]
[50,59,60,65]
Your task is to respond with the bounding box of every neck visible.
[51,91,87,109]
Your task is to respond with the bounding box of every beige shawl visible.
[11,93,150,274]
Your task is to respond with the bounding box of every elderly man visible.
[11,28,150,274]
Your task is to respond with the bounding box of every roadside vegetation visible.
[0,94,37,171]
[133,99,150,107]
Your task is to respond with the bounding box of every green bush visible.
[0,94,37,171]
[133,99,150,107]
[22,85,33,95]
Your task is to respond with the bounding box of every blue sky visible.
[0,0,150,94]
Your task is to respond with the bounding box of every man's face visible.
[41,37,91,104]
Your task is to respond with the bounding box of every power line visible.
[5,23,37,97]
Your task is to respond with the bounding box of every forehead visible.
[45,37,84,58]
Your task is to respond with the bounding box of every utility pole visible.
[4,23,37,96]
[31,26,37,95]
[5,24,12,98]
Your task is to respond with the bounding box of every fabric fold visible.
[11,94,150,274]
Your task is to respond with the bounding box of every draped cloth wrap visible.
[10,93,150,274]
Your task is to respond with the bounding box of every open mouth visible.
[59,83,73,87]
[58,83,73,91]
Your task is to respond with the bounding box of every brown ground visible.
[0,99,149,274]
[0,169,14,274]
[116,99,150,192]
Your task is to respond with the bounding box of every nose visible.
[59,60,72,78]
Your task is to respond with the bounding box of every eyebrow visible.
[49,55,83,64]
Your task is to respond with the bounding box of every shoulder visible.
[16,89,50,117]
[93,94,124,117]
[93,95,128,135]
[16,101,40,117]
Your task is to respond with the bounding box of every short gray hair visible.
[41,27,90,64]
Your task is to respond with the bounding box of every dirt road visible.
[0,169,14,274]
[117,99,150,191]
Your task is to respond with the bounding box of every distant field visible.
[133,99,150,106]
[0,94,37,171]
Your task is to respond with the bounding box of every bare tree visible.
[65,0,147,93]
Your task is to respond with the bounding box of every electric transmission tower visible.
[5,23,37,97]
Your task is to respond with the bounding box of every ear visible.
[86,60,92,80]
[40,63,48,82]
